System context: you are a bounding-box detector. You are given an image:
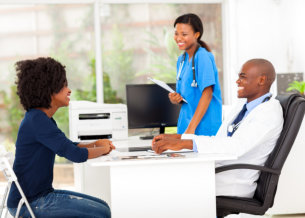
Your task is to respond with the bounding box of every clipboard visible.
[148,77,188,103]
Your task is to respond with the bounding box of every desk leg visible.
[74,163,112,204]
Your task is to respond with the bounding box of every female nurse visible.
[169,13,222,136]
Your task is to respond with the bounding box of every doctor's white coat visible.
[183,97,284,197]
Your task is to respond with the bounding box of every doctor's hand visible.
[152,134,182,144]
[152,138,193,154]
[168,92,183,104]
[95,139,116,155]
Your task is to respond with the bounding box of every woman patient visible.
[7,57,114,218]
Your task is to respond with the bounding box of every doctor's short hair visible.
[15,57,67,111]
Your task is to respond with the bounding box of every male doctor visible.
[152,58,284,198]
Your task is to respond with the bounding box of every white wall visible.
[224,0,305,104]
[223,1,305,214]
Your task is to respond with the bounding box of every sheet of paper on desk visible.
[109,150,150,157]
[103,150,185,161]
[120,154,167,160]
[147,149,193,154]
[119,153,185,160]
[148,77,188,103]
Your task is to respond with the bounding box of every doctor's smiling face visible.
[236,61,266,102]
[174,23,199,52]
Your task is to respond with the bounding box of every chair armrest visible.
[215,164,280,175]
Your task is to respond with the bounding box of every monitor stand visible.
[139,127,165,140]
[139,135,154,140]
[159,126,165,134]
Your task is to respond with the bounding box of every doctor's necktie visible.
[227,104,247,137]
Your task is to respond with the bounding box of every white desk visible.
[73,137,152,193]
[74,139,235,218]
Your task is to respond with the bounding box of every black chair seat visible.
[217,196,264,216]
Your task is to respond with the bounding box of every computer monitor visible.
[126,83,181,136]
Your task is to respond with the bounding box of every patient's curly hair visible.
[15,57,67,111]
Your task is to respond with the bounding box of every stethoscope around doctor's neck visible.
[227,94,272,135]
[176,45,200,88]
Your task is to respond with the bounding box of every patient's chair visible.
[215,93,305,217]
[0,149,36,218]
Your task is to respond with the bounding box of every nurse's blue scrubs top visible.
[176,47,222,136]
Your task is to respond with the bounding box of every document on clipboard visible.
[148,77,188,103]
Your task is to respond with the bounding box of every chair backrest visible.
[0,153,16,218]
[0,147,36,218]
[254,94,305,211]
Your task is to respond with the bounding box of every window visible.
[0,4,95,148]
[99,3,223,135]
[0,1,223,150]
[100,3,223,101]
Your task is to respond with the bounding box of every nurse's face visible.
[174,23,199,52]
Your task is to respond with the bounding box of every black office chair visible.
[215,93,305,218]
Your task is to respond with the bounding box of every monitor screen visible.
[126,84,181,131]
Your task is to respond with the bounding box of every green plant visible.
[286,81,305,95]
[3,86,25,143]
[73,58,123,104]
[142,28,181,83]
[102,25,136,100]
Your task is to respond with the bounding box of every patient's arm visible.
[78,139,116,159]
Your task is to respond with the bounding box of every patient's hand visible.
[95,139,116,155]
[152,134,181,144]
[168,92,183,104]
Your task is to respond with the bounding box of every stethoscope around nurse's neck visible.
[176,45,200,88]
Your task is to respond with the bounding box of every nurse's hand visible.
[169,92,183,104]
[184,127,195,134]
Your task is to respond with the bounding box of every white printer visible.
[69,100,128,142]
[69,100,128,195]
[69,101,152,197]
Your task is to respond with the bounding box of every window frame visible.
[2,0,228,103]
